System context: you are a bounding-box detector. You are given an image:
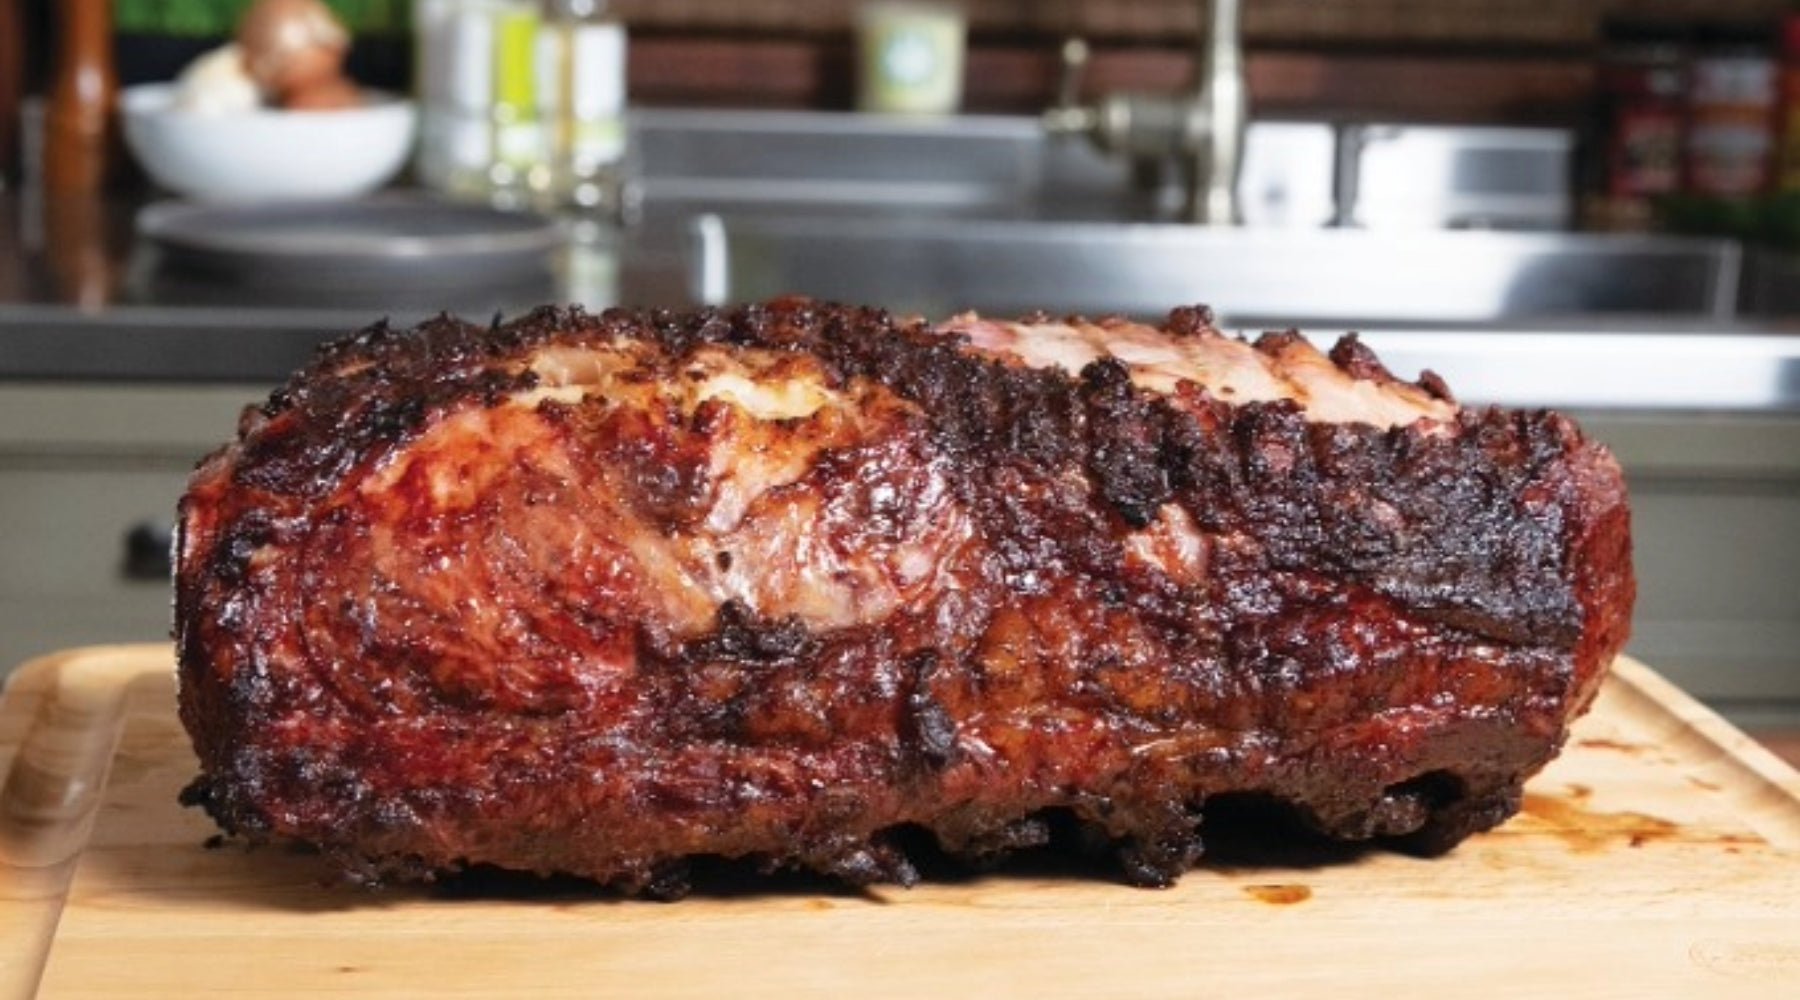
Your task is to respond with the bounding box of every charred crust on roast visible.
[1079,357,1174,529]
[1163,304,1215,336]
[1417,369,1457,403]
[686,600,822,665]
[1326,333,1399,383]
[900,650,958,771]
[175,300,1633,894]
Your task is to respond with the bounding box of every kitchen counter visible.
[0,190,696,383]
[5,190,1800,400]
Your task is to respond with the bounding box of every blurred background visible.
[0,0,1796,759]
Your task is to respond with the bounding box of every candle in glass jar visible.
[856,2,966,116]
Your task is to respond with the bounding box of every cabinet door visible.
[0,465,194,663]
[1579,412,1800,722]
[0,384,261,672]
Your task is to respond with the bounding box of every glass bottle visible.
[414,0,500,200]
[538,0,628,215]
[488,0,544,206]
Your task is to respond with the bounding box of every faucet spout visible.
[1189,0,1245,224]
[1040,0,1248,224]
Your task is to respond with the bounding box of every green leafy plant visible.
[114,0,410,37]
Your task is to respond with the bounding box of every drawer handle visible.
[122,521,173,581]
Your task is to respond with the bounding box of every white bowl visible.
[121,84,417,202]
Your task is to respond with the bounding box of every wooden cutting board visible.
[3,646,1798,999]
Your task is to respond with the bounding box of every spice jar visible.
[1583,18,1687,231]
[1684,21,1777,199]
[1600,18,1687,201]
[1776,14,1800,194]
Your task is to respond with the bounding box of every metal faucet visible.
[1044,0,1247,224]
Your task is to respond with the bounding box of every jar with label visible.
[1684,22,1778,199]
[1777,14,1800,194]
[856,2,966,116]
[1600,19,1687,199]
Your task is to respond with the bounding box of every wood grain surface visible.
[3,646,1799,999]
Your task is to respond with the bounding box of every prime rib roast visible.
[175,300,1634,895]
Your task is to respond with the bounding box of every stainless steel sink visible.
[688,215,1743,327]
[645,109,1730,337]
[632,110,1341,237]
[636,110,1052,215]
[632,110,1560,231]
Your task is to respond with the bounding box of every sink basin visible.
[683,212,1793,413]
[639,109,1729,327]
[688,216,1742,327]
[637,110,1050,213]
[632,110,1339,241]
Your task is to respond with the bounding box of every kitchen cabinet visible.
[1577,411,1800,727]
[0,384,259,670]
